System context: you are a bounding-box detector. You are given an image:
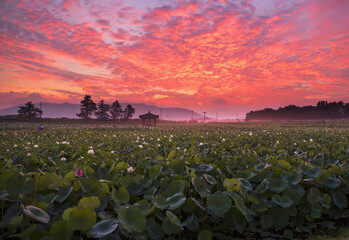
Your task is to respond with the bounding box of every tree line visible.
[76,95,135,120]
[16,95,135,120]
[246,101,349,121]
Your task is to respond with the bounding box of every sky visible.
[0,0,348,119]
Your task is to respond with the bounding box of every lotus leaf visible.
[112,187,130,204]
[154,195,169,210]
[333,191,348,209]
[193,177,210,196]
[305,168,322,178]
[149,165,162,179]
[260,213,273,228]
[78,196,100,209]
[146,218,165,240]
[167,180,184,196]
[207,192,231,215]
[203,174,216,185]
[223,178,241,192]
[23,205,50,223]
[167,192,186,210]
[324,177,341,189]
[118,206,146,233]
[50,220,73,240]
[144,186,157,199]
[268,178,287,193]
[89,219,118,238]
[239,178,253,191]
[162,216,181,235]
[272,194,293,208]
[166,210,182,229]
[67,206,97,231]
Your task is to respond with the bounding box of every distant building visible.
[97,116,111,121]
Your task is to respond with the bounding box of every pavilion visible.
[139,111,159,126]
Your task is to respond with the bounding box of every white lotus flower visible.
[127,167,134,173]
[34,145,38,149]
[61,157,67,161]
[27,153,31,156]
[222,138,226,142]
[87,149,94,154]
[139,145,143,148]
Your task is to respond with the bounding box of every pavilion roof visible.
[139,111,159,119]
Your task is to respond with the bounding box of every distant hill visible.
[246,101,349,121]
[0,102,203,121]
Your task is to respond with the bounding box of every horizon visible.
[0,0,348,119]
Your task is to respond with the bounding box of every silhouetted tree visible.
[110,100,122,120]
[95,99,110,119]
[76,95,97,119]
[18,101,42,119]
[123,104,135,119]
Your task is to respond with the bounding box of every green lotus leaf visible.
[167,150,176,160]
[118,206,146,233]
[23,205,50,224]
[207,192,232,215]
[8,215,22,232]
[272,194,293,208]
[255,179,269,194]
[283,188,301,205]
[167,192,186,210]
[162,216,181,235]
[239,178,253,191]
[223,178,241,192]
[333,191,348,209]
[89,219,118,238]
[3,203,21,224]
[288,171,303,185]
[42,193,58,205]
[320,194,332,209]
[78,196,100,209]
[324,177,341,189]
[50,220,73,240]
[6,175,25,197]
[260,213,273,228]
[144,186,157,199]
[233,194,250,221]
[149,165,162,180]
[204,174,216,185]
[112,187,130,204]
[198,230,212,240]
[268,178,287,193]
[56,186,73,203]
[167,180,184,196]
[146,218,165,240]
[67,206,96,231]
[233,208,247,234]
[271,207,289,229]
[166,210,182,229]
[306,168,322,178]
[279,160,292,170]
[154,195,168,210]
[193,177,210,196]
[191,197,206,210]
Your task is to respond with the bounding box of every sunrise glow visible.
[0,0,348,118]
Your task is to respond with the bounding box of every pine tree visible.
[76,95,97,119]
[123,104,135,119]
[17,101,42,119]
[110,100,122,120]
[95,99,110,119]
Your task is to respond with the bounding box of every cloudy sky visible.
[0,0,348,118]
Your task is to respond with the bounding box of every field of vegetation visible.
[1,121,349,239]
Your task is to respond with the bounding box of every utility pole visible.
[160,108,162,120]
[216,113,218,122]
[191,110,194,121]
[203,112,206,124]
[39,102,42,118]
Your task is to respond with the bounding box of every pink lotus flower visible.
[75,168,83,177]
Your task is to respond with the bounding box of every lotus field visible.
[1,122,349,239]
